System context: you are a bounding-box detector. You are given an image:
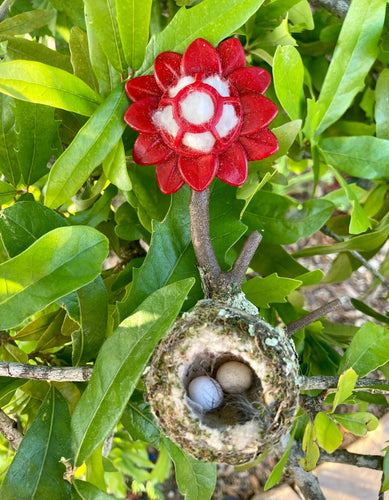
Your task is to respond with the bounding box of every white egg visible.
[216,361,253,393]
[188,376,224,411]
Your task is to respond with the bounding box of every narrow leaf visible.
[45,84,128,209]
[163,438,216,500]
[0,93,20,185]
[137,0,266,75]
[315,0,386,135]
[69,27,99,92]
[0,9,55,36]
[265,428,295,489]
[382,452,389,493]
[71,480,114,500]
[375,69,389,139]
[0,226,109,330]
[0,387,71,500]
[72,278,194,466]
[332,368,358,411]
[0,61,101,116]
[102,138,131,191]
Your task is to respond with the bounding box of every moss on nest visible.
[146,300,300,465]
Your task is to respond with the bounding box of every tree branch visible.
[0,409,23,451]
[318,449,384,471]
[0,360,93,382]
[311,0,350,19]
[290,463,326,500]
[299,375,389,391]
[286,299,341,336]
[227,231,262,287]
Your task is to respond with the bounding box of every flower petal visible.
[125,76,162,102]
[217,142,248,186]
[217,38,246,76]
[240,94,278,136]
[229,67,271,95]
[133,134,173,165]
[178,154,218,191]
[154,51,182,91]
[239,129,279,161]
[181,38,221,75]
[155,156,184,194]
[124,97,159,134]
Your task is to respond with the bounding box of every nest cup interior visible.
[183,352,264,429]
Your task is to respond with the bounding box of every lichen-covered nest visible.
[146,300,300,465]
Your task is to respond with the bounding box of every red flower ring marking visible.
[124,38,279,194]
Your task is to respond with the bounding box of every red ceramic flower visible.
[124,38,279,194]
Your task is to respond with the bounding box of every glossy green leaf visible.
[71,480,115,500]
[0,226,109,330]
[273,45,304,120]
[0,180,16,204]
[137,0,266,75]
[0,61,101,116]
[315,0,386,135]
[289,0,314,30]
[0,387,71,500]
[242,273,302,309]
[102,139,131,191]
[69,184,117,227]
[72,276,108,365]
[12,310,59,341]
[0,93,20,185]
[382,452,389,493]
[339,323,389,377]
[332,368,358,411]
[320,136,389,181]
[332,412,378,436]
[45,85,128,208]
[69,27,99,92]
[314,412,342,453]
[163,438,216,500]
[72,278,194,466]
[271,120,302,160]
[34,308,67,352]
[0,201,68,258]
[351,299,389,325]
[83,0,126,74]
[122,391,160,445]
[2,35,73,72]
[49,0,86,29]
[12,100,58,185]
[114,202,145,241]
[265,428,295,489]
[0,9,55,36]
[243,190,333,244]
[375,69,389,139]
[116,0,152,71]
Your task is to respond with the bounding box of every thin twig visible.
[311,0,350,19]
[321,226,389,291]
[0,409,23,451]
[0,360,93,382]
[318,449,384,471]
[227,231,262,286]
[299,375,389,391]
[286,299,341,336]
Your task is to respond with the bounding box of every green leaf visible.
[0,387,71,500]
[116,0,152,71]
[0,179,16,205]
[83,0,126,74]
[0,201,68,258]
[332,412,379,436]
[320,136,389,181]
[375,69,389,139]
[273,45,304,120]
[69,27,99,92]
[72,278,194,466]
[265,428,295,489]
[48,0,86,29]
[0,226,109,330]
[0,9,55,36]
[122,391,160,445]
[351,298,389,325]
[271,120,302,160]
[45,84,128,209]
[163,438,216,500]
[332,368,358,411]
[243,190,333,244]
[12,100,58,185]
[242,273,302,309]
[338,322,389,377]
[2,35,73,72]
[69,184,117,227]
[0,60,101,116]
[314,412,342,453]
[382,451,389,493]
[71,480,115,500]
[315,0,387,135]
[72,276,108,365]
[0,93,20,186]
[299,420,319,472]
[137,0,266,75]
[114,202,145,241]
[102,139,131,191]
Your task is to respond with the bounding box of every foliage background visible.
[0,0,389,498]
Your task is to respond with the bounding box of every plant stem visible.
[286,299,341,336]
[299,375,389,391]
[0,360,93,382]
[0,409,23,451]
[318,449,384,470]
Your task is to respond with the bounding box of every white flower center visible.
[168,76,196,97]
[215,104,239,138]
[153,105,179,137]
[182,131,215,152]
[180,91,215,125]
[203,75,230,97]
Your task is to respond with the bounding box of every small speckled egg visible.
[216,361,253,393]
[188,376,224,411]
